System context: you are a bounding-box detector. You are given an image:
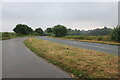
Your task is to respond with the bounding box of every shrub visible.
[110,26,120,42]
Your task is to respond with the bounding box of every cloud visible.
[2,2,118,31]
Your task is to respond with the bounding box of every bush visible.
[110,26,120,42]
[46,28,52,33]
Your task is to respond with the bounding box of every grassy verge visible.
[0,32,41,40]
[47,36,120,46]
[1,36,19,40]
[1,36,26,40]
[24,38,118,78]
[1,34,39,40]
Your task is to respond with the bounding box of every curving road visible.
[37,37,119,55]
[2,37,119,78]
[2,38,71,78]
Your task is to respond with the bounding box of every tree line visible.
[13,24,67,37]
[13,24,120,42]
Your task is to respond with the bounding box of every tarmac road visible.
[37,37,119,55]
[2,36,119,78]
[2,38,71,78]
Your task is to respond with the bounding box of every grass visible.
[48,36,120,46]
[0,32,39,40]
[0,32,18,40]
[24,38,119,79]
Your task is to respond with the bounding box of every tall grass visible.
[63,36,111,41]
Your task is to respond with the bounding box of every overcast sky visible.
[2,2,118,32]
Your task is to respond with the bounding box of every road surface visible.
[2,38,71,78]
[2,37,119,78]
[37,37,119,55]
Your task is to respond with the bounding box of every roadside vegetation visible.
[24,38,118,78]
[45,25,120,45]
[1,24,43,40]
[1,32,17,40]
[46,26,120,45]
[60,36,120,45]
[1,32,38,40]
[2,24,120,45]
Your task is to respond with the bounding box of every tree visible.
[46,28,52,33]
[52,25,67,37]
[44,28,53,36]
[110,25,120,42]
[13,24,34,35]
[35,28,43,36]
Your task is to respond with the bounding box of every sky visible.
[1,1,118,32]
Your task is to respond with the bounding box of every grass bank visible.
[24,38,118,78]
[48,36,120,46]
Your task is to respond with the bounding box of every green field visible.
[24,38,118,78]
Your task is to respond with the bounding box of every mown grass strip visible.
[24,38,118,79]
